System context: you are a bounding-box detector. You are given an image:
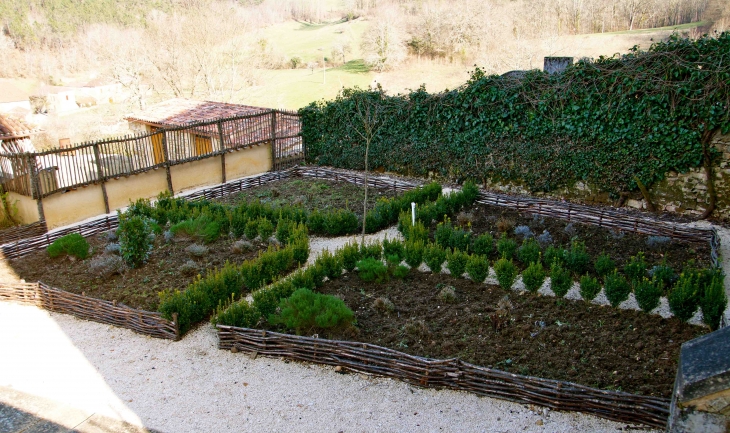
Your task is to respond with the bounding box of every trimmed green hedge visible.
[158,224,309,335]
[301,34,730,196]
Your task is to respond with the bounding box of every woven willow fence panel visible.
[218,326,669,428]
[0,282,178,339]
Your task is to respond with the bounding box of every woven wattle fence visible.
[0,282,178,340]
[217,325,670,428]
[0,221,47,245]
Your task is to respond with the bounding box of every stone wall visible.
[482,132,730,221]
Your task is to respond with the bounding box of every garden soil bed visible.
[292,270,705,399]
[9,232,264,311]
[462,204,711,272]
[214,178,398,216]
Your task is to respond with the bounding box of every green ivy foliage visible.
[301,33,730,196]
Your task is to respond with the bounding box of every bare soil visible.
[9,233,264,311]
[214,178,399,216]
[462,205,711,272]
[305,269,705,398]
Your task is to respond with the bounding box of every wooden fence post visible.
[270,110,277,171]
[27,154,46,224]
[92,143,111,214]
[161,131,174,194]
[218,120,226,184]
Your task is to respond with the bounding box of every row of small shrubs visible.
[158,223,309,335]
[397,235,729,331]
[124,182,449,243]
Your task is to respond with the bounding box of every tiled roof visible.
[0,113,42,139]
[0,82,29,104]
[125,98,268,126]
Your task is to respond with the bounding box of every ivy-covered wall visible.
[300,33,730,220]
[480,132,730,220]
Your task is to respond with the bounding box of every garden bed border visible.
[217,325,670,428]
[0,281,178,340]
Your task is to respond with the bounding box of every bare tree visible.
[361,10,407,71]
[347,88,387,243]
[331,35,353,64]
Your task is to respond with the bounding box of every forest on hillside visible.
[0,0,727,107]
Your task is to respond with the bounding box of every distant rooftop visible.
[0,113,42,140]
[125,98,269,127]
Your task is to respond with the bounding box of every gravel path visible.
[0,302,645,433]
[3,221,728,432]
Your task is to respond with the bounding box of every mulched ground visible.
[9,232,264,311]
[460,204,711,272]
[303,269,706,398]
[214,178,399,216]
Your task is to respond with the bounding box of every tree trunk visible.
[362,138,370,245]
[699,128,719,220]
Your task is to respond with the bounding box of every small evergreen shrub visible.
[465,254,489,283]
[306,210,326,233]
[594,253,615,278]
[701,275,727,331]
[392,265,410,279]
[323,209,359,235]
[550,262,572,298]
[252,280,297,319]
[339,242,361,272]
[317,249,342,280]
[471,233,493,257]
[118,214,153,268]
[449,227,472,252]
[564,241,590,275]
[257,217,275,240]
[536,230,553,247]
[434,219,455,248]
[359,242,382,260]
[244,219,259,240]
[522,261,546,293]
[493,257,517,291]
[271,288,355,334]
[517,238,540,265]
[212,298,260,328]
[544,246,566,267]
[276,218,295,244]
[169,215,220,244]
[290,268,316,291]
[399,212,429,243]
[47,233,90,259]
[624,252,648,283]
[446,249,469,277]
[646,235,671,249]
[635,278,662,313]
[496,233,517,260]
[579,274,601,301]
[404,240,425,268]
[357,257,388,283]
[383,238,405,262]
[668,273,700,323]
[423,243,447,273]
[604,270,632,308]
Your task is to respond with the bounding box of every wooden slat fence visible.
[0,110,303,199]
[217,325,670,429]
[0,282,178,340]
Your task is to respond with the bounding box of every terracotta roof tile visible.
[125,98,268,126]
[0,113,42,139]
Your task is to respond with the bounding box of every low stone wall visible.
[484,132,730,221]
